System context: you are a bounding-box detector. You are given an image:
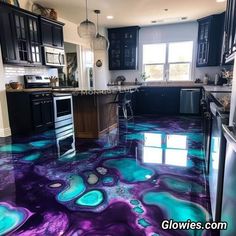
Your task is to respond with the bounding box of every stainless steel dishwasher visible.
[180,88,201,114]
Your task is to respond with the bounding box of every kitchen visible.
[0,0,235,235]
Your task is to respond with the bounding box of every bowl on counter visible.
[9,82,22,90]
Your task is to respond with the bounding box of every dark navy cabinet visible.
[7,92,54,135]
[134,87,180,115]
[40,17,64,48]
[223,0,236,63]
[196,13,225,67]
[0,2,64,66]
[0,2,42,65]
[108,26,139,70]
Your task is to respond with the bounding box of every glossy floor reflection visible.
[0,116,211,236]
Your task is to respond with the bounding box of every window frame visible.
[142,41,194,82]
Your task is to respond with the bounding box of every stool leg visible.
[122,104,127,119]
[128,102,134,119]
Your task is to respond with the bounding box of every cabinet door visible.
[0,6,18,63]
[108,30,122,70]
[52,25,64,48]
[163,88,180,114]
[13,11,31,64]
[28,16,42,65]
[230,0,236,53]
[135,88,165,115]
[32,101,44,130]
[197,42,209,65]
[197,20,210,66]
[41,20,53,46]
[42,100,54,127]
[123,43,137,69]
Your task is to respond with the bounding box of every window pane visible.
[165,149,188,167]
[144,133,162,147]
[143,44,166,64]
[145,64,164,81]
[166,135,187,149]
[168,41,193,63]
[143,147,163,164]
[169,63,190,81]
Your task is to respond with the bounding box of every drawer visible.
[31,92,52,100]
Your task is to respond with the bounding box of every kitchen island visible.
[53,86,139,139]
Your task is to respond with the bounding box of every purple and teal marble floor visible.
[0,116,212,236]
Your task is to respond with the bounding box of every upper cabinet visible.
[0,3,42,65]
[0,2,65,66]
[108,26,140,70]
[223,0,236,63]
[196,13,225,67]
[40,17,64,48]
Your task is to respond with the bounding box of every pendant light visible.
[93,10,109,50]
[78,0,96,39]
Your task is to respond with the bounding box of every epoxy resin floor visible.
[0,116,211,236]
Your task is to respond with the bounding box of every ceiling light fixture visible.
[93,10,109,50]
[77,0,96,39]
[216,0,226,2]
[107,15,114,19]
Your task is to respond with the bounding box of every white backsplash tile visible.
[4,65,58,84]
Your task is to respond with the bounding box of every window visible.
[143,41,193,81]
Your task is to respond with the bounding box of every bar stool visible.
[113,92,134,120]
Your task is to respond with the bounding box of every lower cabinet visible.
[32,99,54,131]
[7,92,54,135]
[134,87,181,115]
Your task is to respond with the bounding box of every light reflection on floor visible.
[142,133,189,167]
[0,116,212,236]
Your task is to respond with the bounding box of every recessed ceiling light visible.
[107,16,114,19]
[216,0,226,2]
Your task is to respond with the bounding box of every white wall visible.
[110,22,222,83]
[93,28,111,89]
[94,50,110,88]
[0,47,11,137]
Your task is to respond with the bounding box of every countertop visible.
[210,92,231,112]
[6,86,140,94]
[140,81,202,87]
[6,88,53,93]
[6,83,232,94]
[203,85,232,93]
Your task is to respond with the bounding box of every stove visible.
[24,75,51,88]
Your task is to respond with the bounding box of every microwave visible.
[44,46,65,67]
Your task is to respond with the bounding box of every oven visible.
[44,46,65,67]
[53,93,73,125]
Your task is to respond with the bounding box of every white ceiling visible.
[32,0,226,28]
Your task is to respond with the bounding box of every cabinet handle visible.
[58,53,61,65]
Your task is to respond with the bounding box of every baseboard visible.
[0,127,11,137]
